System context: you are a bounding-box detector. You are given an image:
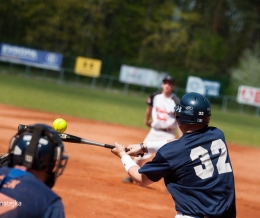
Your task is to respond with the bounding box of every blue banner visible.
[203,79,221,97]
[0,43,63,71]
[186,76,221,97]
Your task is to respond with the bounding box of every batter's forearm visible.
[120,154,153,187]
[128,166,153,187]
[145,140,170,153]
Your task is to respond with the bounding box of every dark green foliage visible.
[1,0,260,95]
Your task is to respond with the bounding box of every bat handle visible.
[104,144,130,152]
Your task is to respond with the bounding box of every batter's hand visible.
[126,143,146,157]
[111,142,127,158]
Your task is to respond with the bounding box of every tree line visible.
[1,0,260,94]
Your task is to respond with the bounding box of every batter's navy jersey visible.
[139,127,236,218]
[0,167,64,218]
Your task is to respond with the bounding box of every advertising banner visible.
[74,56,102,77]
[237,85,260,107]
[0,43,63,71]
[186,76,221,97]
[119,65,167,87]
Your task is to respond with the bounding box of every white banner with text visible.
[119,65,167,87]
[237,85,260,106]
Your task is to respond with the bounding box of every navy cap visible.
[163,75,175,84]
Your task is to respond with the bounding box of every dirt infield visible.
[0,104,259,218]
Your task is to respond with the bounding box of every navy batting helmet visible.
[8,124,69,188]
[174,92,211,125]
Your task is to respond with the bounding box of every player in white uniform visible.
[122,75,182,183]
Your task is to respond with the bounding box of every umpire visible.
[0,124,69,218]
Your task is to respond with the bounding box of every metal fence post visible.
[238,104,244,114]
[9,63,13,73]
[221,96,228,113]
[140,86,145,95]
[76,75,80,85]
[25,65,30,78]
[123,83,129,95]
[59,69,64,84]
[106,77,113,91]
[42,69,46,79]
[91,77,96,89]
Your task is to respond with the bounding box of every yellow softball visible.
[52,118,67,133]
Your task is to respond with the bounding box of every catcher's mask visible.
[8,124,69,188]
[174,92,211,125]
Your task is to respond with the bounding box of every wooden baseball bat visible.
[18,124,129,151]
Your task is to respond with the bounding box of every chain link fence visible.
[1,61,259,117]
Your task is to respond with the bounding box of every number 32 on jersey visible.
[190,139,232,180]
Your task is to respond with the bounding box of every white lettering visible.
[2,45,37,61]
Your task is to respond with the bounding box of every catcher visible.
[0,124,69,218]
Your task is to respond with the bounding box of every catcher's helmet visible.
[174,92,211,125]
[8,124,69,188]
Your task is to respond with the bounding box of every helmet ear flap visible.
[23,125,45,169]
[9,125,46,169]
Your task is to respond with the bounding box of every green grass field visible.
[0,72,259,147]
